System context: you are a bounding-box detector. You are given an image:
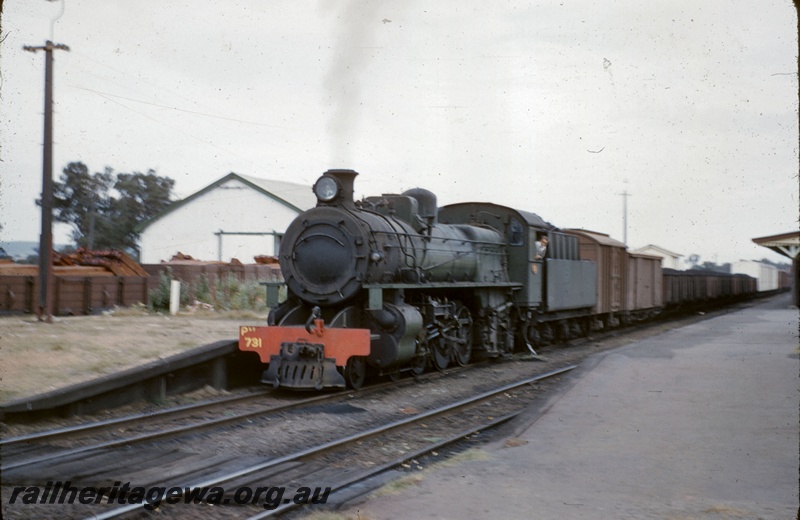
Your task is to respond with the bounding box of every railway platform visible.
[339,294,799,519]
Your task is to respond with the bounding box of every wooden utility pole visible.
[24,40,69,322]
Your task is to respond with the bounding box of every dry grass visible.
[431,447,491,466]
[369,448,490,499]
[0,307,268,402]
[663,504,763,520]
[370,473,426,497]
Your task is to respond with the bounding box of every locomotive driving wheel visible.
[410,353,427,376]
[344,356,366,390]
[431,336,450,371]
[451,304,473,366]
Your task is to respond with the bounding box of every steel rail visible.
[86,364,576,520]
[2,362,475,471]
[0,389,273,446]
[3,389,380,472]
[248,411,521,519]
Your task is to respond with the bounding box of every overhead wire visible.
[89,91,258,167]
[62,48,299,176]
[73,85,294,130]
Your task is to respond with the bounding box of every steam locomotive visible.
[239,169,758,390]
[239,169,603,389]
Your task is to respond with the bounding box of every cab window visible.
[508,218,523,246]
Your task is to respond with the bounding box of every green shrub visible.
[149,269,270,312]
[214,274,267,311]
[193,273,212,304]
[148,267,189,311]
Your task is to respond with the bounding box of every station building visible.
[752,231,799,306]
[137,173,315,264]
[731,260,781,291]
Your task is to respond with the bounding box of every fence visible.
[0,274,148,315]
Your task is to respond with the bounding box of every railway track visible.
[1,361,576,519]
[88,365,577,519]
[1,360,491,472]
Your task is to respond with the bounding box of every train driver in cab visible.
[535,235,549,260]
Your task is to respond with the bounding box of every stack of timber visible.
[0,249,148,315]
[53,249,149,276]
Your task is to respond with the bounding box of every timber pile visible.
[54,249,148,276]
[158,252,256,267]
[254,255,279,265]
[159,252,228,265]
[0,249,148,277]
[0,249,150,314]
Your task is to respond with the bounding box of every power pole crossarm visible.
[23,42,70,53]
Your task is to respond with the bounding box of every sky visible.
[0,0,797,265]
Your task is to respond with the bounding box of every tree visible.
[0,224,8,259]
[695,261,731,274]
[21,249,39,265]
[108,170,175,252]
[50,162,114,249]
[46,162,175,253]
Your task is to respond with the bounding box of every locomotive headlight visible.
[313,175,340,202]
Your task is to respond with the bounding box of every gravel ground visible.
[0,307,269,403]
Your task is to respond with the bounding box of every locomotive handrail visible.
[363,210,418,267]
[370,228,505,246]
[364,281,523,289]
